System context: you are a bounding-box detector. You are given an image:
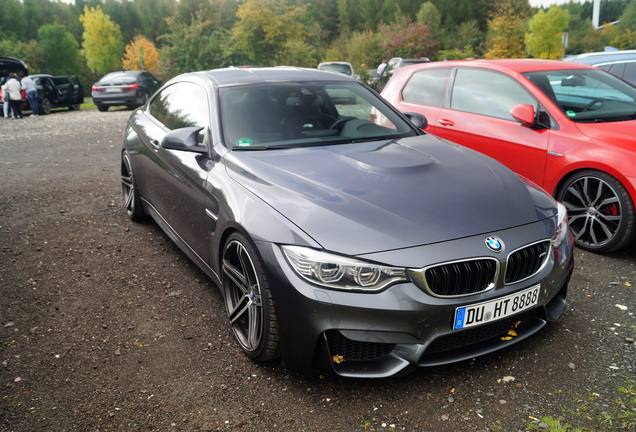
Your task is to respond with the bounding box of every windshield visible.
[220,81,416,150]
[318,64,353,76]
[524,69,636,123]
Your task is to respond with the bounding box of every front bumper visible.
[256,219,575,378]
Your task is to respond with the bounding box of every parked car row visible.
[1,56,85,115]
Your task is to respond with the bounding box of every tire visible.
[221,232,280,362]
[557,169,635,253]
[120,151,146,222]
[97,104,108,112]
[68,103,80,111]
[39,98,51,115]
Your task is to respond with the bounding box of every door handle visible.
[150,139,160,148]
[438,119,455,127]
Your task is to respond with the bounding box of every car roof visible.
[399,59,594,74]
[200,67,354,87]
[318,62,352,66]
[566,50,636,65]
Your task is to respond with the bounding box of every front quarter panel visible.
[208,148,322,276]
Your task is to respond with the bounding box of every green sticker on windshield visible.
[237,138,253,147]
[566,110,576,118]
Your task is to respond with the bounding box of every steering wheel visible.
[581,99,603,112]
[329,116,356,131]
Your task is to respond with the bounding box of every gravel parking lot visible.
[0,110,635,432]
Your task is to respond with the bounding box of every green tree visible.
[37,24,82,75]
[485,0,530,59]
[379,17,437,59]
[0,38,42,73]
[620,0,636,27]
[526,6,570,59]
[324,30,382,74]
[416,2,441,35]
[566,15,604,54]
[229,0,316,67]
[159,11,229,75]
[80,6,124,74]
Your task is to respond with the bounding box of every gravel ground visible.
[0,110,635,432]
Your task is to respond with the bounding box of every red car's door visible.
[381,67,452,134]
[433,67,550,186]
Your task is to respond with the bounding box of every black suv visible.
[91,71,161,111]
[29,74,84,114]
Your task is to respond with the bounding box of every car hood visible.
[225,135,556,256]
[575,120,636,152]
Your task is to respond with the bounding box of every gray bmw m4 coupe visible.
[121,67,574,378]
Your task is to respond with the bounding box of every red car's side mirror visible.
[510,104,536,127]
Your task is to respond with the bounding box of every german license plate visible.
[105,87,120,93]
[453,285,540,330]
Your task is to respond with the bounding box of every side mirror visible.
[161,126,208,154]
[403,112,428,130]
[510,104,536,127]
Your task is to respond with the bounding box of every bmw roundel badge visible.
[485,236,504,253]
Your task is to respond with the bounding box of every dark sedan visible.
[92,71,161,111]
[121,67,574,378]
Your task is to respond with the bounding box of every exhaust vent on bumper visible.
[326,331,395,363]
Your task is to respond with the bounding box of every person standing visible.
[1,78,10,118]
[21,75,38,116]
[6,73,23,119]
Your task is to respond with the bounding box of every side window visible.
[402,68,451,107]
[623,63,636,85]
[149,82,209,130]
[451,68,537,121]
[608,63,626,78]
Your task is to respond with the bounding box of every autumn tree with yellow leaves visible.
[122,36,160,74]
[80,6,124,74]
[484,0,531,59]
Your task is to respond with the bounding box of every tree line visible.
[1,0,635,87]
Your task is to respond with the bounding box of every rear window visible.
[100,72,138,84]
[52,77,70,85]
[318,64,353,76]
[624,63,636,84]
[402,68,451,107]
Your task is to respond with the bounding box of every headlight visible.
[552,201,569,247]
[281,245,407,291]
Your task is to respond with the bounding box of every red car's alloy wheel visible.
[560,174,629,251]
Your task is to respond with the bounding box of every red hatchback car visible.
[382,59,636,253]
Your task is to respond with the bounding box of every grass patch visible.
[528,378,636,432]
[528,416,585,432]
[80,97,95,110]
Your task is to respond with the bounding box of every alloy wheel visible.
[121,154,135,216]
[561,176,622,248]
[222,240,263,353]
[40,98,51,115]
